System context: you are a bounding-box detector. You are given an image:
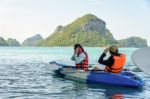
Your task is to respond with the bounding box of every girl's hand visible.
[75,48,79,54]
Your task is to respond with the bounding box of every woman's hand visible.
[104,48,109,53]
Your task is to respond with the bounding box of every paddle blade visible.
[132,47,150,75]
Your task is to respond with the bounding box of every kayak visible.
[50,61,144,88]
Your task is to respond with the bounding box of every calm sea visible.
[0,47,149,99]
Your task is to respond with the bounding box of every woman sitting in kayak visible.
[98,45,126,73]
[71,44,89,70]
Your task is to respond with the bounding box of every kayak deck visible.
[51,61,144,88]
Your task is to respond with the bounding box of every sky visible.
[0,0,150,45]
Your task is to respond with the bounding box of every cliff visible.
[0,37,8,46]
[118,37,147,48]
[22,34,43,46]
[37,14,117,47]
[7,38,21,46]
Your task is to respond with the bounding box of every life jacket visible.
[76,52,88,70]
[104,54,126,73]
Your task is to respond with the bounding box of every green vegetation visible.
[0,37,8,46]
[37,14,147,47]
[118,37,147,48]
[0,37,21,46]
[37,14,117,47]
[7,38,21,46]
[22,34,43,46]
[0,14,147,47]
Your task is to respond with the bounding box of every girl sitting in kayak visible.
[98,45,126,73]
[71,44,89,70]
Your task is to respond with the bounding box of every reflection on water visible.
[70,82,143,99]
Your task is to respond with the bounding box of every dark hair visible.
[74,44,84,52]
[109,45,119,55]
[109,50,119,55]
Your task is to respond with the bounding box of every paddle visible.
[50,61,76,68]
[50,61,141,72]
[132,47,150,75]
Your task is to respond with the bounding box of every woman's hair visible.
[109,45,119,55]
[109,50,119,55]
[74,44,84,52]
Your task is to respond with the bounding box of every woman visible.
[98,45,126,73]
[71,44,89,70]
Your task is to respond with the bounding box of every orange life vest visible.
[76,52,88,70]
[104,54,126,73]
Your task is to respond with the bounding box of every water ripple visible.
[0,47,149,98]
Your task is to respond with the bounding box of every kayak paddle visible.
[132,47,150,75]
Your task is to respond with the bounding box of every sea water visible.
[0,47,149,99]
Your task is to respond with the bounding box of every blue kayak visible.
[50,61,144,88]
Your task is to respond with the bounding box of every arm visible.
[98,52,114,68]
[71,54,76,61]
[73,53,85,64]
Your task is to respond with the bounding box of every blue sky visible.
[0,0,150,45]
